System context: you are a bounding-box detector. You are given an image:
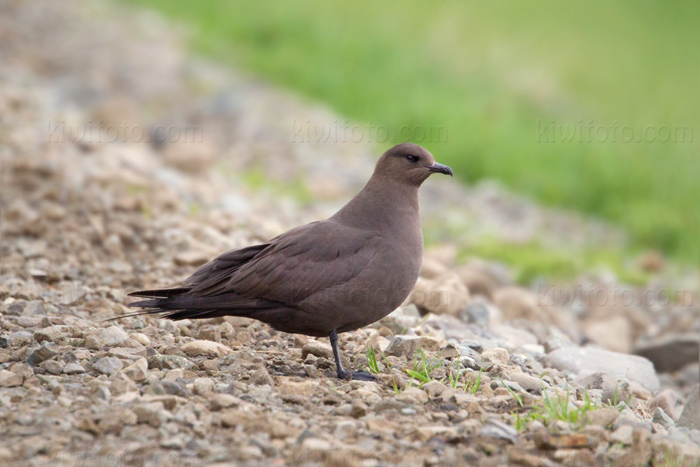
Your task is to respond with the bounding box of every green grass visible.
[128,0,700,263]
[404,348,443,388]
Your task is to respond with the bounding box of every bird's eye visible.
[406,155,419,163]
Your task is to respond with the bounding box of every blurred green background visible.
[130,0,699,266]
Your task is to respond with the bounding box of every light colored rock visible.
[301,340,333,360]
[209,393,241,411]
[610,424,634,445]
[93,356,124,376]
[547,347,659,393]
[481,347,509,366]
[585,407,619,427]
[33,325,65,343]
[99,326,129,346]
[396,387,429,405]
[63,363,85,374]
[130,333,151,347]
[506,372,545,392]
[410,272,470,316]
[180,340,233,358]
[648,389,678,420]
[193,377,215,396]
[122,358,148,382]
[384,335,422,358]
[0,370,23,387]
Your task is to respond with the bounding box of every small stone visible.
[507,372,545,392]
[396,387,429,405]
[574,373,630,405]
[209,394,240,411]
[99,326,129,346]
[298,437,331,462]
[301,340,333,360]
[33,326,65,344]
[85,335,102,350]
[193,377,215,396]
[7,331,33,347]
[0,370,23,387]
[422,381,448,398]
[63,362,85,374]
[610,425,634,445]
[161,355,196,370]
[384,335,422,358]
[652,407,675,430]
[26,344,58,366]
[40,360,64,375]
[648,389,678,419]
[585,407,619,428]
[93,357,124,375]
[133,402,165,427]
[130,333,151,347]
[250,367,274,386]
[481,348,509,366]
[480,420,518,443]
[414,426,458,442]
[180,340,232,358]
[122,357,148,382]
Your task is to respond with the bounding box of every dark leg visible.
[329,330,379,381]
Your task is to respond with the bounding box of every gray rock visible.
[7,331,33,347]
[63,362,85,374]
[574,373,631,405]
[93,356,124,375]
[99,326,129,346]
[480,420,518,443]
[33,325,66,344]
[634,334,699,373]
[546,347,659,392]
[679,385,699,430]
[0,370,23,387]
[26,344,58,366]
[161,355,196,370]
[459,302,490,327]
[652,407,675,430]
[122,357,148,382]
[384,335,422,358]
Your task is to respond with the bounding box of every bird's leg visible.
[329,330,378,382]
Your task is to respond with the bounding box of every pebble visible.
[99,326,130,347]
[180,340,233,358]
[93,357,124,375]
[63,363,85,375]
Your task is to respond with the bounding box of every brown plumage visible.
[127,143,452,380]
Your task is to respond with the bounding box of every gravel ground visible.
[0,1,698,466]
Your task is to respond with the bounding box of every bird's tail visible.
[108,286,271,322]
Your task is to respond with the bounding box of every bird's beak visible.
[427,162,453,176]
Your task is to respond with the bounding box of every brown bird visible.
[126,143,452,380]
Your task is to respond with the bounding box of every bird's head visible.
[374,143,453,187]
